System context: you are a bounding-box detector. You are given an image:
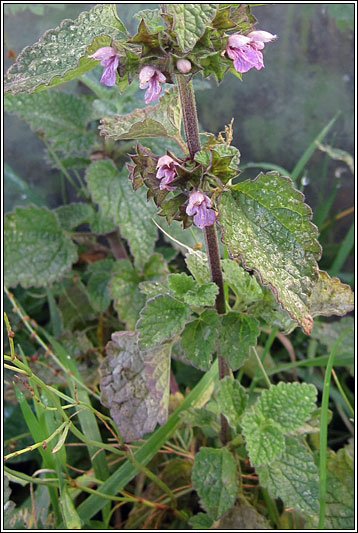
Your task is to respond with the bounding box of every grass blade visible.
[75,360,218,522]
[329,221,354,277]
[291,113,339,184]
[318,328,353,529]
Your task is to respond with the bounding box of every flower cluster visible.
[226,30,276,74]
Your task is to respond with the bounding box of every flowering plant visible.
[4,4,354,530]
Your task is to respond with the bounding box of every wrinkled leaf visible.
[218,172,322,334]
[4,92,96,157]
[110,254,168,329]
[256,437,319,515]
[215,376,247,432]
[218,312,260,370]
[55,203,95,231]
[192,447,238,520]
[4,4,127,94]
[86,160,157,268]
[168,272,196,296]
[180,309,219,370]
[166,4,218,53]
[241,411,285,466]
[137,295,190,348]
[100,331,171,442]
[257,382,317,433]
[309,270,354,318]
[4,206,78,288]
[99,88,182,143]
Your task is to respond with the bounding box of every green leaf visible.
[4,92,96,157]
[60,486,82,529]
[189,513,214,529]
[221,258,263,309]
[100,331,171,441]
[87,271,112,312]
[257,382,317,433]
[110,254,168,329]
[241,411,285,466]
[137,295,190,349]
[58,281,96,329]
[184,283,219,307]
[185,252,211,285]
[86,160,157,268]
[179,407,220,432]
[192,447,238,520]
[5,162,46,208]
[168,272,196,297]
[4,4,127,94]
[55,203,95,231]
[4,206,78,288]
[256,437,319,515]
[309,270,354,318]
[166,4,218,53]
[99,88,182,143]
[215,497,272,530]
[218,172,322,334]
[218,312,260,370]
[215,376,247,432]
[180,309,219,370]
[134,9,165,34]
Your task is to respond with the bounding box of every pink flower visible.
[186,191,216,229]
[139,66,166,104]
[156,155,179,191]
[226,30,276,74]
[176,59,192,74]
[88,47,119,86]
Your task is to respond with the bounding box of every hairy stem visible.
[176,74,231,444]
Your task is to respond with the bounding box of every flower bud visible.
[176,59,192,74]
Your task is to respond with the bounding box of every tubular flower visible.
[139,66,166,104]
[88,47,119,86]
[156,155,179,191]
[186,191,216,229]
[226,30,276,74]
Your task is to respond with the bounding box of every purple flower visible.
[139,66,166,104]
[156,155,179,191]
[186,191,216,229]
[88,47,119,86]
[226,30,276,74]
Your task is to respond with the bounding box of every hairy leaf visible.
[4,92,96,156]
[192,447,238,520]
[218,312,260,370]
[100,331,171,442]
[137,295,190,348]
[86,160,157,268]
[180,309,219,370]
[257,382,317,433]
[110,255,168,329]
[55,203,95,231]
[309,270,354,318]
[218,172,322,334]
[185,252,211,284]
[4,206,77,288]
[99,88,182,143]
[4,4,127,94]
[221,258,263,309]
[168,272,218,307]
[166,4,218,53]
[256,437,319,515]
[215,377,247,432]
[241,411,285,466]
[168,272,196,296]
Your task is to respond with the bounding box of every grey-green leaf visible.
[180,309,219,370]
[241,411,285,466]
[4,4,127,94]
[100,331,171,442]
[55,203,95,231]
[4,206,78,288]
[218,312,260,370]
[4,92,96,157]
[137,295,190,349]
[256,437,319,515]
[166,4,218,53]
[215,376,247,432]
[257,382,317,433]
[309,270,354,318]
[192,447,238,520]
[86,160,157,268]
[218,172,322,334]
[99,88,182,142]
